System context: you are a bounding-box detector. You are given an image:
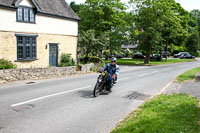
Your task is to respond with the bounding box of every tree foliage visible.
[78,29,110,61]
[70,0,199,63]
[185,10,200,56]
[71,0,129,59]
[129,0,189,64]
[69,1,84,13]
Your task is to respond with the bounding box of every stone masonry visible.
[0,64,94,84]
[0,31,78,68]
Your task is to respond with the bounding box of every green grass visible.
[175,67,200,83]
[105,59,195,66]
[111,94,200,133]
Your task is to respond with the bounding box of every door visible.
[49,44,58,67]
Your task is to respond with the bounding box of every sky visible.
[65,0,200,11]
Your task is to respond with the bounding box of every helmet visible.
[111,57,117,62]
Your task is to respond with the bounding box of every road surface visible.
[0,60,200,133]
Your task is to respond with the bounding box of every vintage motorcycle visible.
[93,71,113,97]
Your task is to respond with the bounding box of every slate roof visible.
[0,0,80,21]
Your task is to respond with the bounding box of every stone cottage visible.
[0,0,80,68]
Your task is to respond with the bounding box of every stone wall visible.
[0,64,94,84]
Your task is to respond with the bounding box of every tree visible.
[79,0,127,32]
[190,10,200,36]
[78,30,110,62]
[161,3,189,62]
[129,0,189,64]
[77,0,129,53]
[186,30,200,56]
[69,1,84,13]
[185,11,200,56]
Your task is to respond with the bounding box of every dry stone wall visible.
[0,64,94,84]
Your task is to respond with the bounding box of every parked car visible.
[132,53,145,59]
[108,54,114,58]
[173,52,189,58]
[115,54,124,59]
[180,53,195,59]
[150,54,162,61]
[161,51,170,58]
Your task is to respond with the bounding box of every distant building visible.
[121,44,138,50]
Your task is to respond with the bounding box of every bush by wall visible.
[0,59,17,70]
[59,53,75,67]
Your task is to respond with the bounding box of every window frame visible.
[16,6,36,23]
[16,34,38,61]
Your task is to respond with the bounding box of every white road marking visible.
[138,73,150,77]
[151,71,159,74]
[157,81,174,95]
[148,81,174,100]
[11,86,92,107]
[118,77,130,81]
[161,68,173,71]
[178,65,189,68]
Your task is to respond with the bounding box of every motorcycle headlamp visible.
[98,79,102,82]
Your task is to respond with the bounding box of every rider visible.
[102,57,120,88]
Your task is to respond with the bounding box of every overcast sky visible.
[65,0,200,11]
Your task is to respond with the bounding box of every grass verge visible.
[111,94,200,133]
[105,59,195,66]
[175,67,200,83]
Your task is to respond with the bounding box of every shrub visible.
[0,59,17,69]
[90,62,105,72]
[59,53,75,67]
[103,50,110,60]
[88,56,105,72]
[89,56,104,64]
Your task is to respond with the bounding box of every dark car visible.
[150,54,162,61]
[132,53,145,59]
[161,51,170,58]
[180,53,195,59]
[115,54,124,59]
[173,52,189,58]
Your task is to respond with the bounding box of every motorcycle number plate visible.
[102,72,105,76]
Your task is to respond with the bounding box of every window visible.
[32,38,36,58]
[17,8,23,21]
[30,10,35,23]
[17,37,23,59]
[24,8,29,22]
[17,7,35,23]
[16,36,37,60]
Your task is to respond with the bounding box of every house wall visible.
[0,1,79,68]
[0,31,77,68]
[0,8,78,36]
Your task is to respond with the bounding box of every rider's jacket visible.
[102,63,120,76]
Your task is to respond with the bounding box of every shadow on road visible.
[78,90,94,98]
[196,75,200,81]
[78,90,110,98]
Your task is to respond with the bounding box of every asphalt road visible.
[0,60,200,133]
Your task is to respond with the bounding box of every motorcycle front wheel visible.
[93,82,102,97]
